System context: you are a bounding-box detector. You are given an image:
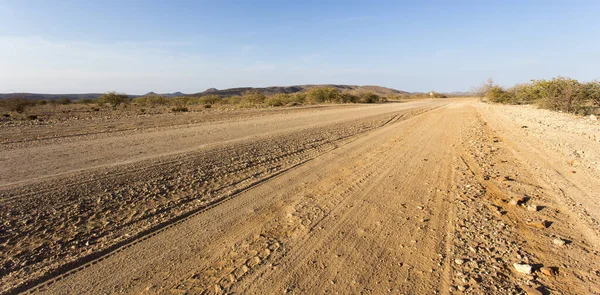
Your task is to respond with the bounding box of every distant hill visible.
[0,85,409,100]
[191,84,408,97]
[0,93,104,100]
[0,91,186,100]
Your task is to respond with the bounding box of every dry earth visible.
[1,98,599,294]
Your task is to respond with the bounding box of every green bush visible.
[54,98,72,105]
[486,85,514,104]
[264,93,288,107]
[482,77,599,114]
[0,98,35,113]
[533,77,587,113]
[76,98,94,104]
[358,92,383,103]
[340,93,359,103]
[171,106,188,113]
[584,81,600,108]
[198,95,220,105]
[221,95,242,105]
[306,87,340,104]
[240,90,266,107]
[134,94,168,107]
[98,92,130,107]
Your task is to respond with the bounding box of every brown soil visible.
[1,99,598,294]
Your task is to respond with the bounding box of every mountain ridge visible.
[0,85,409,100]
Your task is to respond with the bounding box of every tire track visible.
[5,104,445,295]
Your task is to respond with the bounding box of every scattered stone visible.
[591,114,598,121]
[513,263,533,274]
[527,220,550,229]
[509,196,526,206]
[455,258,465,265]
[522,286,543,295]
[527,204,539,212]
[553,238,566,246]
[540,267,556,276]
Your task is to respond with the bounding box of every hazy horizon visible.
[1,0,599,94]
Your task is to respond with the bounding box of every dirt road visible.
[1,99,599,294]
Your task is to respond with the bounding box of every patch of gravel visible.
[485,104,600,176]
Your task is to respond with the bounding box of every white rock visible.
[455,258,465,265]
[590,114,597,121]
[553,238,566,246]
[513,263,532,274]
[527,204,539,212]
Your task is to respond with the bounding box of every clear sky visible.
[1,0,599,94]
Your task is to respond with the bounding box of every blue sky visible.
[1,0,599,94]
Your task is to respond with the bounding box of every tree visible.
[306,87,340,103]
[585,80,600,107]
[98,91,130,107]
[474,78,494,100]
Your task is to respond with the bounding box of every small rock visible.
[540,267,556,276]
[527,204,539,212]
[553,238,566,246]
[514,263,533,274]
[509,196,526,206]
[455,258,465,265]
[522,286,543,295]
[527,220,550,229]
[591,114,598,121]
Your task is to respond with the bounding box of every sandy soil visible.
[1,99,599,294]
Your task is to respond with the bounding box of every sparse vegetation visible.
[480,77,600,115]
[171,106,189,113]
[98,91,130,108]
[0,97,36,113]
[52,98,72,105]
[0,86,398,122]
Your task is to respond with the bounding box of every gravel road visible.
[1,99,599,294]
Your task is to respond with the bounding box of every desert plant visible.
[265,93,293,107]
[134,94,168,107]
[221,95,242,105]
[53,98,71,105]
[98,91,130,107]
[340,93,359,103]
[240,90,266,107]
[534,77,587,113]
[485,85,514,104]
[585,80,600,107]
[0,98,35,113]
[171,106,188,112]
[199,95,221,105]
[76,98,94,104]
[306,87,339,104]
[358,92,385,103]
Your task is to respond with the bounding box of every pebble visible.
[540,267,556,276]
[553,238,566,246]
[513,263,533,274]
[527,220,550,229]
[527,204,539,212]
[522,286,543,295]
[591,114,597,121]
[509,196,526,205]
[455,258,465,265]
